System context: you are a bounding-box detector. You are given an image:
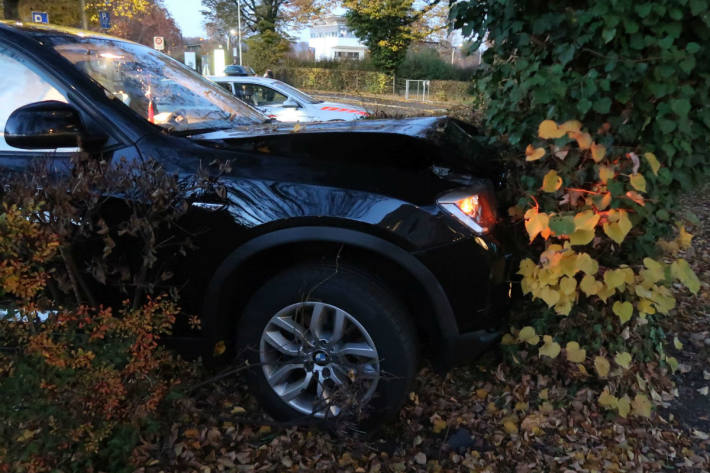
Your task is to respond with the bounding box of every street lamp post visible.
[237,0,243,66]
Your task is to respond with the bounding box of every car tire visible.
[235,263,418,424]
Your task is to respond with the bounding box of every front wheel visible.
[235,263,418,423]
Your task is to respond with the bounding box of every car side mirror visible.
[282,99,301,109]
[4,101,107,151]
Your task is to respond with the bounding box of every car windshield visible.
[273,80,322,105]
[46,35,266,132]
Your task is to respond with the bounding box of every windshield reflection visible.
[47,36,266,132]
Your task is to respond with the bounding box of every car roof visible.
[0,20,138,44]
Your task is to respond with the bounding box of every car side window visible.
[0,45,73,152]
[247,85,287,107]
[216,82,233,94]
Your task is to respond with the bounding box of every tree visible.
[344,0,443,73]
[11,0,149,29]
[109,0,182,51]
[201,0,328,37]
[244,29,290,73]
[1,0,19,19]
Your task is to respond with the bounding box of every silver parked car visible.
[208,76,369,123]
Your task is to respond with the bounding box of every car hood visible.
[192,116,498,174]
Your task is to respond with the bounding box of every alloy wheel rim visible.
[259,301,380,418]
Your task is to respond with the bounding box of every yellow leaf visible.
[597,283,616,303]
[501,333,516,345]
[671,259,701,294]
[559,120,582,133]
[643,152,660,176]
[231,406,246,414]
[625,190,645,206]
[17,429,39,443]
[213,340,226,356]
[538,120,566,139]
[631,394,652,418]
[432,417,447,434]
[541,169,563,192]
[539,335,561,359]
[565,341,586,363]
[598,389,618,409]
[673,336,683,350]
[580,274,603,296]
[614,352,632,369]
[514,401,529,412]
[576,253,599,275]
[604,269,627,291]
[559,276,577,295]
[590,143,606,162]
[539,388,549,400]
[570,131,593,150]
[594,356,610,378]
[502,417,519,434]
[476,388,488,399]
[291,123,303,133]
[637,298,656,315]
[598,165,615,184]
[667,356,679,373]
[539,286,561,307]
[525,144,546,161]
[574,210,600,231]
[678,225,693,249]
[629,173,647,192]
[518,326,540,345]
[612,301,633,324]
[603,209,633,245]
[524,208,551,242]
[641,257,665,283]
[569,229,594,246]
[617,395,631,418]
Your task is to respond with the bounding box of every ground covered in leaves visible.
[133,190,710,473]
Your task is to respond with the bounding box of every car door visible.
[243,84,308,122]
[0,42,137,177]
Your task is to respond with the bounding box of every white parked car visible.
[208,76,369,123]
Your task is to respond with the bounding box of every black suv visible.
[0,22,512,421]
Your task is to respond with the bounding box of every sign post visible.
[32,12,49,24]
[99,11,110,29]
[153,36,165,51]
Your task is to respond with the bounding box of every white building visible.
[308,16,367,61]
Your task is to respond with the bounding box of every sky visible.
[163,0,206,38]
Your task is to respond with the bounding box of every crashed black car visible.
[0,22,512,421]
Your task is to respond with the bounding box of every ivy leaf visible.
[541,170,563,192]
[670,259,701,294]
[549,215,575,235]
[518,326,540,345]
[539,335,561,359]
[590,143,606,162]
[603,209,633,244]
[629,173,647,192]
[539,286,561,307]
[642,152,661,176]
[593,97,612,114]
[580,274,603,296]
[612,300,633,325]
[559,120,582,133]
[670,98,691,118]
[631,393,652,418]
[524,208,551,242]
[678,225,693,249]
[565,341,586,363]
[594,355,610,378]
[525,144,546,161]
[213,340,226,356]
[538,120,566,139]
[614,351,632,369]
[599,165,615,184]
[576,253,599,275]
[569,131,593,149]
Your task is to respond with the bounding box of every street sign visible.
[153,36,165,51]
[32,12,48,24]
[99,11,110,29]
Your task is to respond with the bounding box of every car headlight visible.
[437,188,497,234]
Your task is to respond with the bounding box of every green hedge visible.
[274,67,393,94]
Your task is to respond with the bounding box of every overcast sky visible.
[163,0,205,38]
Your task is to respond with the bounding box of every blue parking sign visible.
[99,11,111,29]
[32,12,49,24]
